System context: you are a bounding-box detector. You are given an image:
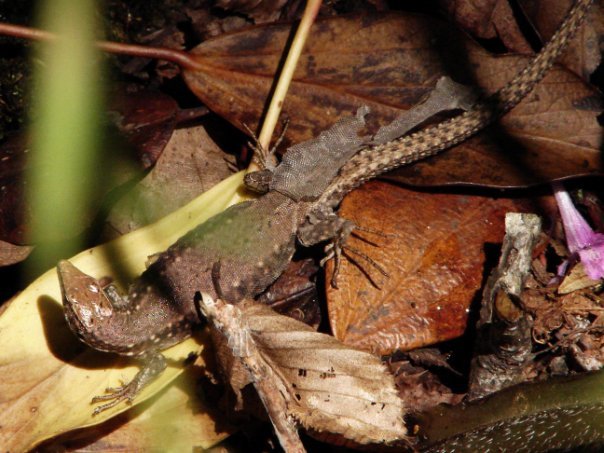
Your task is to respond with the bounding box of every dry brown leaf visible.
[108,88,180,169]
[201,296,407,447]
[215,0,289,23]
[105,124,232,236]
[389,358,464,413]
[386,52,602,187]
[326,181,530,355]
[0,239,32,266]
[257,258,322,329]
[558,261,601,294]
[183,13,602,187]
[440,0,532,52]
[518,0,601,78]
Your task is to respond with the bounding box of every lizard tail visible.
[318,0,594,210]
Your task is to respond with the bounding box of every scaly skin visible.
[58,0,594,414]
[313,0,595,215]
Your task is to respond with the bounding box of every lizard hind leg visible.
[298,215,389,288]
[91,352,167,415]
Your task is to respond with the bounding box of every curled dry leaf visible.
[518,0,601,77]
[183,13,602,187]
[468,213,542,400]
[201,296,407,447]
[0,173,245,451]
[439,0,532,52]
[327,181,530,355]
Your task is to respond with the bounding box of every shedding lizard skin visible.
[57,0,594,414]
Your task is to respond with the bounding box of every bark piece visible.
[468,212,542,400]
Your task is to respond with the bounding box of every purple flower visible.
[553,182,604,280]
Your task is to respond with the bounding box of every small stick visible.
[248,0,322,172]
[0,22,202,70]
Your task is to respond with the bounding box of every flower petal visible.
[553,183,599,253]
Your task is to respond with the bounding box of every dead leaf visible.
[200,296,408,447]
[518,0,602,78]
[105,123,232,236]
[43,368,232,451]
[558,261,601,294]
[108,87,180,169]
[0,173,245,451]
[0,239,32,266]
[467,213,541,400]
[183,13,602,186]
[215,0,288,23]
[327,181,530,355]
[258,258,322,329]
[386,54,602,187]
[440,0,532,52]
[389,358,463,413]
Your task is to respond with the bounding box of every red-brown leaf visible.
[326,181,531,355]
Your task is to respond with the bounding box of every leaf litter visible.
[0,0,603,451]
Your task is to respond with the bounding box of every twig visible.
[248,0,322,172]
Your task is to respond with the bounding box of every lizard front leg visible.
[57,260,191,414]
[91,352,167,415]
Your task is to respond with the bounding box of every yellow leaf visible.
[0,172,245,451]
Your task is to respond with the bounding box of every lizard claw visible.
[89,353,167,415]
[91,381,138,415]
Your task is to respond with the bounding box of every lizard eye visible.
[87,283,100,294]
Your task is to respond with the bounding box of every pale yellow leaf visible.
[0,172,245,451]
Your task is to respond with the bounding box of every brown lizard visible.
[57,0,594,414]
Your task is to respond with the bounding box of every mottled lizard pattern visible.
[57,0,593,414]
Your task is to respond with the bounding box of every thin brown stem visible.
[0,22,202,70]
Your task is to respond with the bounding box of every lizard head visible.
[57,260,114,347]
